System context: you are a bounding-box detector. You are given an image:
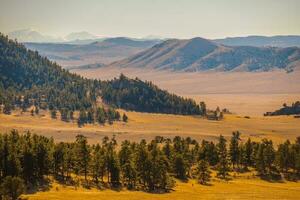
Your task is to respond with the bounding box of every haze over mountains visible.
[110,37,300,72]
[7,29,99,43]
[25,37,161,67]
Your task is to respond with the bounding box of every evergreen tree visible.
[217,135,230,179]
[276,140,291,172]
[0,176,25,200]
[173,154,188,180]
[122,113,128,122]
[50,109,57,119]
[77,110,87,127]
[229,131,241,169]
[196,160,211,185]
[74,135,90,182]
[96,107,106,124]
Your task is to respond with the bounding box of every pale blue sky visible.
[0,0,299,39]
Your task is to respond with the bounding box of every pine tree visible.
[0,176,25,200]
[229,131,240,169]
[77,110,87,127]
[217,135,230,179]
[122,113,128,122]
[196,160,211,185]
[50,109,57,119]
[35,106,39,115]
[96,107,106,124]
[74,135,90,182]
[277,140,291,172]
[173,154,188,180]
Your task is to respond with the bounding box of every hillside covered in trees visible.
[264,101,300,116]
[0,33,204,118]
[101,74,202,114]
[0,130,299,199]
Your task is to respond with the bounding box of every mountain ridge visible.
[108,37,300,72]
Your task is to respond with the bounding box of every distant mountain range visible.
[7,29,99,43]
[214,35,300,47]
[11,30,300,72]
[7,29,65,43]
[25,37,161,67]
[109,37,300,72]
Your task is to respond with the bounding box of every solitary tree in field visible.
[196,160,211,185]
[122,113,128,122]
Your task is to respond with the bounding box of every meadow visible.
[0,110,299,145]
[24,173,300,200]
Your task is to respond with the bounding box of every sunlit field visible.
[24,173,300,200]
[0,110,299,145]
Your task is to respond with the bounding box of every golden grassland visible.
[0,109,299,145]
[75,67,300,116]
[1,110,300,199]
[23,173,300,200]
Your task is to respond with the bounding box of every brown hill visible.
[109,37,300,72]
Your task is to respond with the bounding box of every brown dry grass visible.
[0,110,299,145]
[23,174,300,200]
[74,67,300,116]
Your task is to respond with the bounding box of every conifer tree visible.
[122,113,128,122]
[196,160,211,185]
[217,135,230,179]
[74,135,90,182]
[229,131,240,169]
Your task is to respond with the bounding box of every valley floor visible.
[0,110,299,145]
[74,67,300,116]
[24,175,300,200]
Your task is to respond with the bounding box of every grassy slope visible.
[0,110,299,145]
[24,174,300,200]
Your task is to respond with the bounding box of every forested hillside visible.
[0,33,203,117]
[101,74,202,114]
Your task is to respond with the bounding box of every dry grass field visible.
[0,110,299,145]
[23,174,300,200]
[74,67,300,116]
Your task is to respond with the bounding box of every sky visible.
[0,0,299,39]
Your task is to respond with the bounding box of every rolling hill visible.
[25,37,161,67]
[109,37,300,72]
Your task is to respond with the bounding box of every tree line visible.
[0,33,206,118]
[264,101,300,116]
[0,130,299,199]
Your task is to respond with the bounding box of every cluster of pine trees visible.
[100,74,205,115]
[49,106,128,126]
[0,33,206,118]
[264,101,300,116]
[1,130,300,199]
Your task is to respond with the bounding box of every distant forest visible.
[0,33,205,121]
[264,101,300,116]
[0,130,299,199]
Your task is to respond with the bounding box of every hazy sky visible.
[0,0,299,39]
